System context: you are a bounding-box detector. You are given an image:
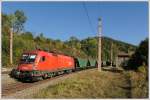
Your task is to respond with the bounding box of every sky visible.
[2,1,149,45]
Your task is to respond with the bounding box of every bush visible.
[137,66,147,74]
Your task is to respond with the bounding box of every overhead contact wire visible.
[82,2,95,34]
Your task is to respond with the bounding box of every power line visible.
[82,2,95,34]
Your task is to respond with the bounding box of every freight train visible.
[10,49,97,81]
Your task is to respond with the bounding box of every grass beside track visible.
[31,69,148,98]
[128,71,148,98]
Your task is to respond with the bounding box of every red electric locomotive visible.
[10,50,75,81]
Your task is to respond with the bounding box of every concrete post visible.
[10,28,13,64]
[98,18,102,71]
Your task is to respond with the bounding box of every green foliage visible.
[138,38,148,65]
[127,38,148,70]
[13,10,27,33]
[2,10,27,34]
[2,31,136,67]
[137,66,147,74]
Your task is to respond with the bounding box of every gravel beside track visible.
[2,74,18,87]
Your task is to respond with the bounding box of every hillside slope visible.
[2,32,136,67]
[80,36,136,60]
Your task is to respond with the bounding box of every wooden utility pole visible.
[98,18,102,71]
[111,42,113,67]
[10,28,13,64]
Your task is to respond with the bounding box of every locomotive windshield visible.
[20,54,36,64]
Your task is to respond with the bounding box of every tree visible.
[22,32,34,40]
[2,10,27,66]
[2,10,27,34]
[127,38,148,70]
[81,37,97,58]
[14,10,27,33]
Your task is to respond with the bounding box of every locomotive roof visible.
[23,49,73,57]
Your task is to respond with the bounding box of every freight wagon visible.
[10,49,97,81]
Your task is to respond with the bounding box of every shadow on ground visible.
[102,67,123,73]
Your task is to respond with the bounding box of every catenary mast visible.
[98,18,102,71]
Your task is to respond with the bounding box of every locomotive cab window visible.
[20,54,36,64]
[40,56,46,62]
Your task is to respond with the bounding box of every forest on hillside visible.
[2,10,137,67]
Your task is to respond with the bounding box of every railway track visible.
[2,82,31,96]
[2,68,96,97]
